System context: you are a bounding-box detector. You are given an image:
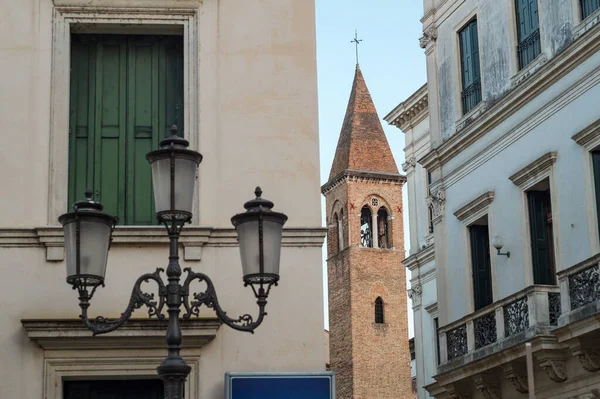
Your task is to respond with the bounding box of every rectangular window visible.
[427,171,434,234]
[581,0,600,20]
[527,180,556,285]
[515,0,541,69]
[469,216,493,310]
[592,151,600,239]
[434,317,441,366]
[458,19,482,114]
[69,34,184,225]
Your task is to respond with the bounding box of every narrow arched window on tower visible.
[338,209,344,251]
[375,297,384,324]
[360,206,373,247]
[331,213,339,254]
[377,207,390,249]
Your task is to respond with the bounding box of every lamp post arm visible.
[181,268,267,333]
[77,268,167,335]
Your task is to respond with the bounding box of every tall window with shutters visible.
[592,151,600,240]
[458,19,482,115]
[469,216,493,311]
[69,34,184,225]
[527,179,556,285]
[581,0,600,20]
[515,0,541,69]
[374,297,384,324]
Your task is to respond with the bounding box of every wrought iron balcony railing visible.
[557,253,600,324]
[438,285,560,365]
[461,78,481,115]
[517,29,541,70]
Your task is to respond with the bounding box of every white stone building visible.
[389,0,600,397]
[0,1,326,398]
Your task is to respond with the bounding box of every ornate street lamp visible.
[59,126,287,399]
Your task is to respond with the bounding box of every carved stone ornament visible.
[427,189,445,222]
[408,283,422,301]
[503,364,528,394]
[473,374,501,399]
[445,384,471,399]
[573,348,600,372]
[402,157,416,172]
[419,27,437,49]
[540,359,567,383]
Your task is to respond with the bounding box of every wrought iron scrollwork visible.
[77,268,167,335]
[569,266,600,310]
[548,292,561,326]
[181,268,267,333]
[447,325,468,360]
[474,312,497,349]
[504,298,529,337]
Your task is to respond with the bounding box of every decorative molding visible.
[384,84,429,132]
[0,227,327,261]
[22,318,220,350]
[453,191,494,222]
[573,8,600,40]
[408,283,423,307]
[321,169,406,195]
[572,117,600,151]
[419,28,437,49]
[445,384,472,399]
[402,157,417,172]
[503,363,529,394]
[404,243,435,271]
[472,374,501,399]
[427,189,446,223]
[455,101,488,134]
[419,23,600,174]
[511,54,548,88]
[574,348,600,372]
[509,152,557,188]
[53,0,202,7]
[539,358,567,383]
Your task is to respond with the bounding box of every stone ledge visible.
[22,318,221,350]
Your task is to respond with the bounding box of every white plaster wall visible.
[439,52,600,323]
[0,0,325,397]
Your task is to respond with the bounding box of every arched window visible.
[360,206,373,247]
[331,213,339,254]
[375,297,384,324]
[338,209,344,251]
[377,207,390,249]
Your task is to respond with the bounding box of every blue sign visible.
[224,372,335,399]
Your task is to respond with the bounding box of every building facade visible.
[0,1,326,398]
[322,65,412,399]
[392,0,600,397]
[385,84,438,399]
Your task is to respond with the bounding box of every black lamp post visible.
[59,126,288,399]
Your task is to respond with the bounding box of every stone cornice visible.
[404,244,435,272]
[321,169,406,195]
[419,22,600,172]
[22,318,220,350]
[53,0,202,9]
[509,152,557,188]
[572,117,600,150]
[384,84,428,132]
[453,191,494,222]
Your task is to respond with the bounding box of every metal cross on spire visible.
[351,30,363,65]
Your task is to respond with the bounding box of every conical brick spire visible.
[328,65,399,181]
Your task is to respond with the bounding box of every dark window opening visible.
[361,206,373,247]
[434,317,441,366]
[427,171,434,234]
[375,297,384,324]
[592,151,600,242]
[527,179,556,285]
[377,207,390,248]
[515,0,541,69]
[331,213,340,255]
[338,209,344,251]
[63,379,164,399]
[459,19,482,114]
[581,0,600,20]
[469,215,493,310]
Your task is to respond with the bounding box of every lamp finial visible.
[255,186,262,198]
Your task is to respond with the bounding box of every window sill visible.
[510,54,548,89]
[455,101,488,134]
[0,226,326,262]
[574,8,600,41]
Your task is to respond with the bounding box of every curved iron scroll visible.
[181,268,267,333]
[79,268,167,335]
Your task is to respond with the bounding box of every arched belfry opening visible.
[377,207,391,249]
[375,297,384,324]
[361,206,373,247]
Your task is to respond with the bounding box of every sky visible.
[315,0,427,337]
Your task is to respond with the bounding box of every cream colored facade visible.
[0,0,325,398]
[388,0,600,398]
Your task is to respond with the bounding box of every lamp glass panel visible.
[64,222,78,278]
[151,157,171,214]
[78,220,112,279]
[262,220,283,276]
[174,157,197,214]
[237,220,260,277]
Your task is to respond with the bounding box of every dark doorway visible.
[63,379,164,399]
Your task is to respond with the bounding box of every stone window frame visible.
[48,3,201,227]
[453,191,497,313]
[572,118,600,254]
[509,151,560,286]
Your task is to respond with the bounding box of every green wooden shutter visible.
[69,34,184,225]
[459,20,481,114]
[469,224,493,310]
[582,0,600,19]
[515,0,540,69]
[592,151,600,239]
[528,191,555,284]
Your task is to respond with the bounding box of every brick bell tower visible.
[321,65,411,399]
